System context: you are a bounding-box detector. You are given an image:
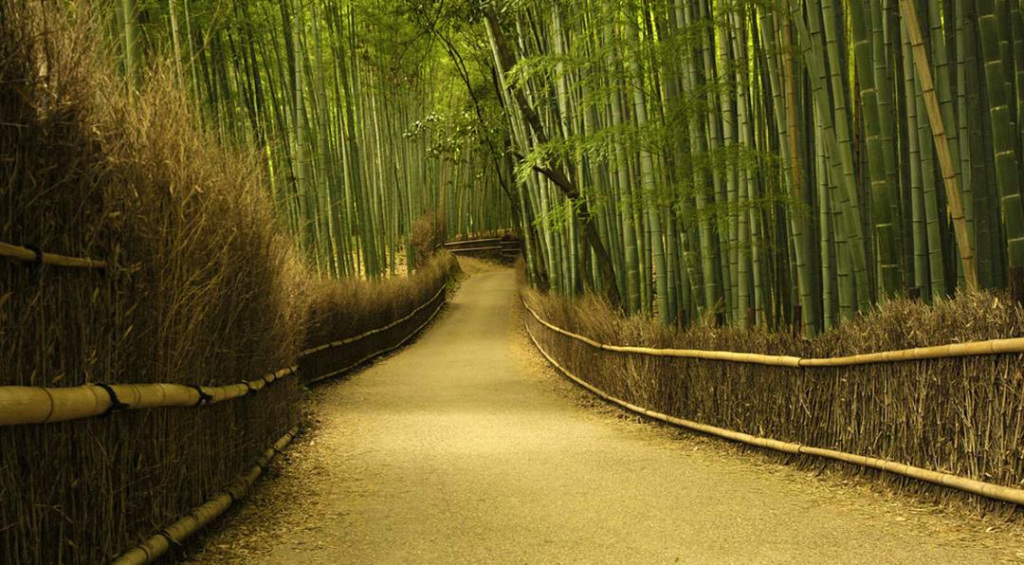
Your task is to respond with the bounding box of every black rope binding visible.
[96,383,129,416]
[188,384,214,406]
[153,528,182,550]
[23,244,43,269]
[243,380,259,395]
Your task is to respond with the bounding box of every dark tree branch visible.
[484,6,621,306]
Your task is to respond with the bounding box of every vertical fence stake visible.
[792,304,803,336]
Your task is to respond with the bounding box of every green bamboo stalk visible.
[852,0,899,298]
[978,0,1024,278]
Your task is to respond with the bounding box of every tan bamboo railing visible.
[0,366,297,426]
[447,245,504,253]
[444,237,503,246]
[521,301,1024,367]
[110,425,300,565]
[304,287,447,386]
[0,283,447,426]
[0,241,107,269]
[523,301,1024,508]
[300,284,446,356]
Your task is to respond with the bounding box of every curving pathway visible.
[189,267,1023,564]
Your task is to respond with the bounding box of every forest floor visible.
[186,264,1024,564]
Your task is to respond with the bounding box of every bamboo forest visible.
[101,0,1024,333]
[5,0,1024,563]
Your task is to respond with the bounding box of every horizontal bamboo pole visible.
[0,241,107,269]
[521,300,1024,367]
[444,238,504,247]
[110,425,300,565]
[300,284,446,356]
[524,320,1024,508]
[0,366,296,426]
[305,287,447,386]
[448,246,505,254]
[0,282,447,427]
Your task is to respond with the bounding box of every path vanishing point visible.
[190,266,1024,564]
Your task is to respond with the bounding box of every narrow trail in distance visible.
[189,267,1024,564]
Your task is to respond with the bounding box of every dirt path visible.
[189,268,1024,564]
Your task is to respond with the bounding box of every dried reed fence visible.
[0,255,453,565]
[110,425,300,565]
[522,286,1024,515]
[300,283,449,386]
[0,5,457,564]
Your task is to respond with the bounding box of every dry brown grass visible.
[522,276,1024,519]
[0,6,454,564]
[303,251,457,350]
[410,212,446,265]
[298,252,458,386]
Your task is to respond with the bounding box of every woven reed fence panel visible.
[0,381,298,565]
[0,283,446,565]
[299,286,447,386]
[524,311,1024,505]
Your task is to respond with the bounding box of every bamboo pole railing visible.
[448,246,504,253]
[0,283,448,426]
[521,301,1024,367]
[109,425,300,565]
[444,237,504,247]
[523,303,1024,508]
[0,241,107,269]
[300,284,446,356]
[0,366,297,426]
[304,286,447,386]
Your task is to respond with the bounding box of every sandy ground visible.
[186,267,1024,564]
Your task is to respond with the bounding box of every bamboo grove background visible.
[101,0,1024,335]
[480,0,1024,334]
[109,0,514,278]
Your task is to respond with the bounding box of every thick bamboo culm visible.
[521,302,1024,367]
[0,241,107,269]
[524,321,1024,508]
[110,425,300,565]
[1,281,447,427]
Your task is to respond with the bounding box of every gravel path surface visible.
[188,267,1024,564]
